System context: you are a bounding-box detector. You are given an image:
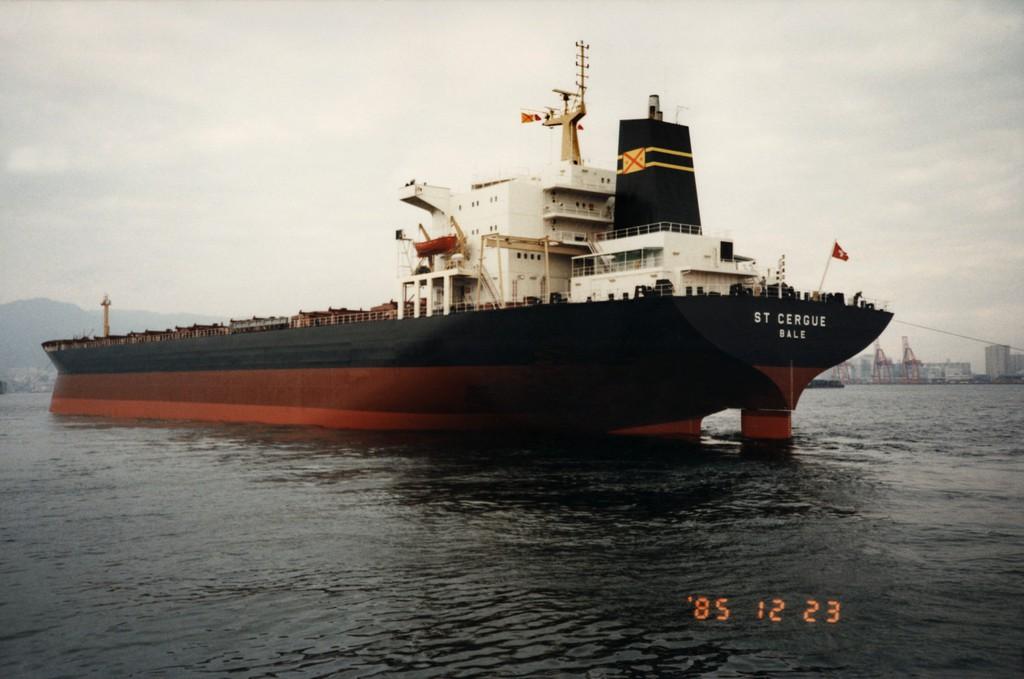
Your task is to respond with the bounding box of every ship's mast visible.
[543,40,588,165]
[101,294,111,338]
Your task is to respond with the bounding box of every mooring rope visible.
[893,319,1023,352]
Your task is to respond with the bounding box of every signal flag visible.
[521,112,542,123]
[818,240,849,293]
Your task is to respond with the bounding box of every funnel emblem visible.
[621,147,646,174]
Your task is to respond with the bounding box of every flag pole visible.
[816,242,834,295]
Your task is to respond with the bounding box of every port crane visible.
[872,341,894,384]
[901,336,923,383]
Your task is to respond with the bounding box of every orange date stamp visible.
[685,596,841,623]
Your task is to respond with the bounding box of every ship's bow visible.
[677,295,892,438]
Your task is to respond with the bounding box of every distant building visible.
[920,361,972,383]
[857,354,874,382]
[1011,353,1024,376]
[943,362,972,382]
[985,344,1011,379]
[891,362,906,380]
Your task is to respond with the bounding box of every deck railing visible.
[291,310,398,328]
[43,287,887,352]
[542,204,612,220]
[41,310,401,351]
[595,221,702,241]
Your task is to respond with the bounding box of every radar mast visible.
[543,40,589,165]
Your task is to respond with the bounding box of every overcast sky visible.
[1,1,1021,368]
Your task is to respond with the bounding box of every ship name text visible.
[753,311,827,340]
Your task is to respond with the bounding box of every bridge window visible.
[571,247,664,277]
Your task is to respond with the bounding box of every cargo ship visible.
[43,43,892,440]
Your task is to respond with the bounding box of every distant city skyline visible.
[845,342,1024,381]
[2,1,1021,369]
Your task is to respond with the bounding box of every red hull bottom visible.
[50,397,710,438]
[50,397,793,442]
[49,363,816,441]
[609,418,703,439]
[51,397,542,431]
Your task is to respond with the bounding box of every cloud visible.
[0,0,1021,370]
[6,146,70,174]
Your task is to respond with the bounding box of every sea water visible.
[1,387,1021,677]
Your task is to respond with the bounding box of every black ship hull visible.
[45,297,891,439]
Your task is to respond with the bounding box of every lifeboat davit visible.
[414,235,458,258]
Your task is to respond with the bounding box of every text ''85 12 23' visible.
[685,596,840,623]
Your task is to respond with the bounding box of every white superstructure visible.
[396,43,761,319]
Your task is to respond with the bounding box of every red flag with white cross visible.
[832,242,849,261]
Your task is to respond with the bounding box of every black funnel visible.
[614,115,701,230]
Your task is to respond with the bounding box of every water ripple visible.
[1,387,1022,677]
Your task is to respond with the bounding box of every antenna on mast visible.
[575,39,588,102]
[541,41,589,165]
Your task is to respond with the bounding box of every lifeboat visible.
[413,235,458,257]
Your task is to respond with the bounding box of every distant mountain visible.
[0,298,223,376]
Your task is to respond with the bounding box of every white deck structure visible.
[396,43,762,319]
